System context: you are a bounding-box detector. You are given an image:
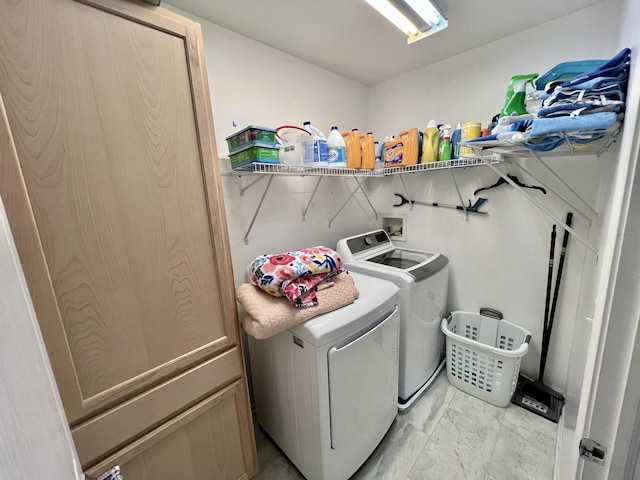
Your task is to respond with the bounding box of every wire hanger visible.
[473,174,547,195]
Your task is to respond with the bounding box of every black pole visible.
[540,212,573,382]
[539,224,557,382]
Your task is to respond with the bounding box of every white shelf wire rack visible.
[223,157,497,243]
[223,156,494,177]
[461,128,620,159]
[222,128,620,246]
[460,128,621,257]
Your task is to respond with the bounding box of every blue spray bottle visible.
[451,122,462,159]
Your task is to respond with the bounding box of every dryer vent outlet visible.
[381,214,407,242]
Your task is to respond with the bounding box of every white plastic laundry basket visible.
[441,308,531,407]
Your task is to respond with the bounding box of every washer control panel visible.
[346,230,391,255]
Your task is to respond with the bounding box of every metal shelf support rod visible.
[239,175,266,196]
[509,159,594,223]
[244,175,274,245]
[478,153,598,256]
[399,175,413,211]
[328,177,377,228]
[357,177,378,219]
[449,169,469,219]
[302,177,323,221]
[526,151,599,218]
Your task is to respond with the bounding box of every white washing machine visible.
[248,271,400,480]
[337,229,449,409]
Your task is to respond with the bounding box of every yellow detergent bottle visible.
[359,132,376,170]
[422,120,439,164]
[342,129,361,169]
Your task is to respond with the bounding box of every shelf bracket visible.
[239,175,267,196]
[398,175,413,211]
[516,151,599,220]
[302,177,323,221]
[328,177,377,228]
[243,175,274,245]
[449,168,469,220]
[477,152,598,256]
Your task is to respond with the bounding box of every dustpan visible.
[512,213,573,423]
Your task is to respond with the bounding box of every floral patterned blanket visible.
[247,246,344,308]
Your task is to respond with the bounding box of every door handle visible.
[85,466,124,480]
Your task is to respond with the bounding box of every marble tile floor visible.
[252,370,558,480]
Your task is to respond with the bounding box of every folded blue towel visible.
[566,73,628,91]
[561,48,631,88]
[468,134,499,142]
[544,83,626,106]
[522,135,567,152]
[538,101,624,118]
[529,112,618,137]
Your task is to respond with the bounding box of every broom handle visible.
[540,212,573,382]
[539,225,557,381]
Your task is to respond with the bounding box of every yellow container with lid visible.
[459,121,481,156]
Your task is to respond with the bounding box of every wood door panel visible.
[0,0,240,423]
[84,379,257,480]
[72,347,244,467]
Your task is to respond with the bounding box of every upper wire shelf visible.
[459,127,620,159]
[223,157,496,177]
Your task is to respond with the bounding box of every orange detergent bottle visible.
[342,130,361,169]
[384,128,419,168]
[359,132,376,170]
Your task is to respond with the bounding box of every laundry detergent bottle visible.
[303,121,328,166]
[422,120,439,164]
[342,129,361,169]
[327,126,346,168]
[360,132,376,170]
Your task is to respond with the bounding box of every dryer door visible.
[328,307,399,454]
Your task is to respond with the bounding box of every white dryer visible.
[337,230,449,409]
[248,272,399,480]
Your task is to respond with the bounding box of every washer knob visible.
[364,236,373,246]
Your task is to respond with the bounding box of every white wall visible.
[367,1,622,390]
[169,1,623,392]
[167,5,377,287]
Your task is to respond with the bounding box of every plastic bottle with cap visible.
[302,121,328,166]
[451,122,462,159]
[422,120,439,164]
[360,132,376,170]
[438,135,452,161]
[327,126,346,168]
[374,141,383,170]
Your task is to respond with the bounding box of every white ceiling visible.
[166,0,605,86]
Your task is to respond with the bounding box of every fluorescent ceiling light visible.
[364,0,448,44]
[365,0,419,36]
[405,0,442,27]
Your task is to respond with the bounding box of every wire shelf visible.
[459,128,620,159]
[223,157,495,177]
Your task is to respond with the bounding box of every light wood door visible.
[84,380,255,480]
[0,0,256,476]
